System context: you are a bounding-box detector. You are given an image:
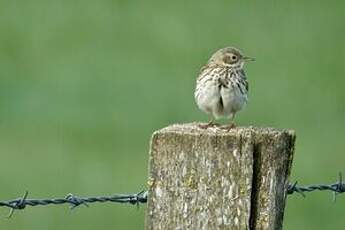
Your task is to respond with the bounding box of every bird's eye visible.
[223,54,238,64]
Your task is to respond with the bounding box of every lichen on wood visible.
[146,123,295,230]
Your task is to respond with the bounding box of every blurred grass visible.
[0,0,344,229]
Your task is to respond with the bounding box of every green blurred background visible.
[0,0,344,229]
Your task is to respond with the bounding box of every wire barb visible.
[333,172,345,202]
[287,181,305,197]
[7,191,29,218]
[65,194,89,209]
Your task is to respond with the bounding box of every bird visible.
[194,47,254,129]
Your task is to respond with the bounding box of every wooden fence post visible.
[146,123,295,230]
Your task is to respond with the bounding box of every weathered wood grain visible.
[146,123,295,230]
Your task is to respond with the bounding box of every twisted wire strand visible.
[0,191,148,217]
[287,173,345,200]
[287,183,345,194]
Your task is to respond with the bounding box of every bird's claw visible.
[198,122,218,129]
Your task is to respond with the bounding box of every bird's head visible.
[208,47,254,68]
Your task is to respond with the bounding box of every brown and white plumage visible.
[194,47,253,128]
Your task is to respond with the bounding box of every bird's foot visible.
[198,122,219,129]
[220,122,236,131]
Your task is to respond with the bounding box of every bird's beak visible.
[243,56,255,62]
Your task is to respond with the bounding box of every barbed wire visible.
[1,174,344,217]
[287,173,345,201]
[0,190,148,218]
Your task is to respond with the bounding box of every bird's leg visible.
[198,117,216,129]
[221,113,236,130]
[229,113,236,128]
[228,122,236,129]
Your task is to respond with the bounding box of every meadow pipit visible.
[194,47,254,129]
